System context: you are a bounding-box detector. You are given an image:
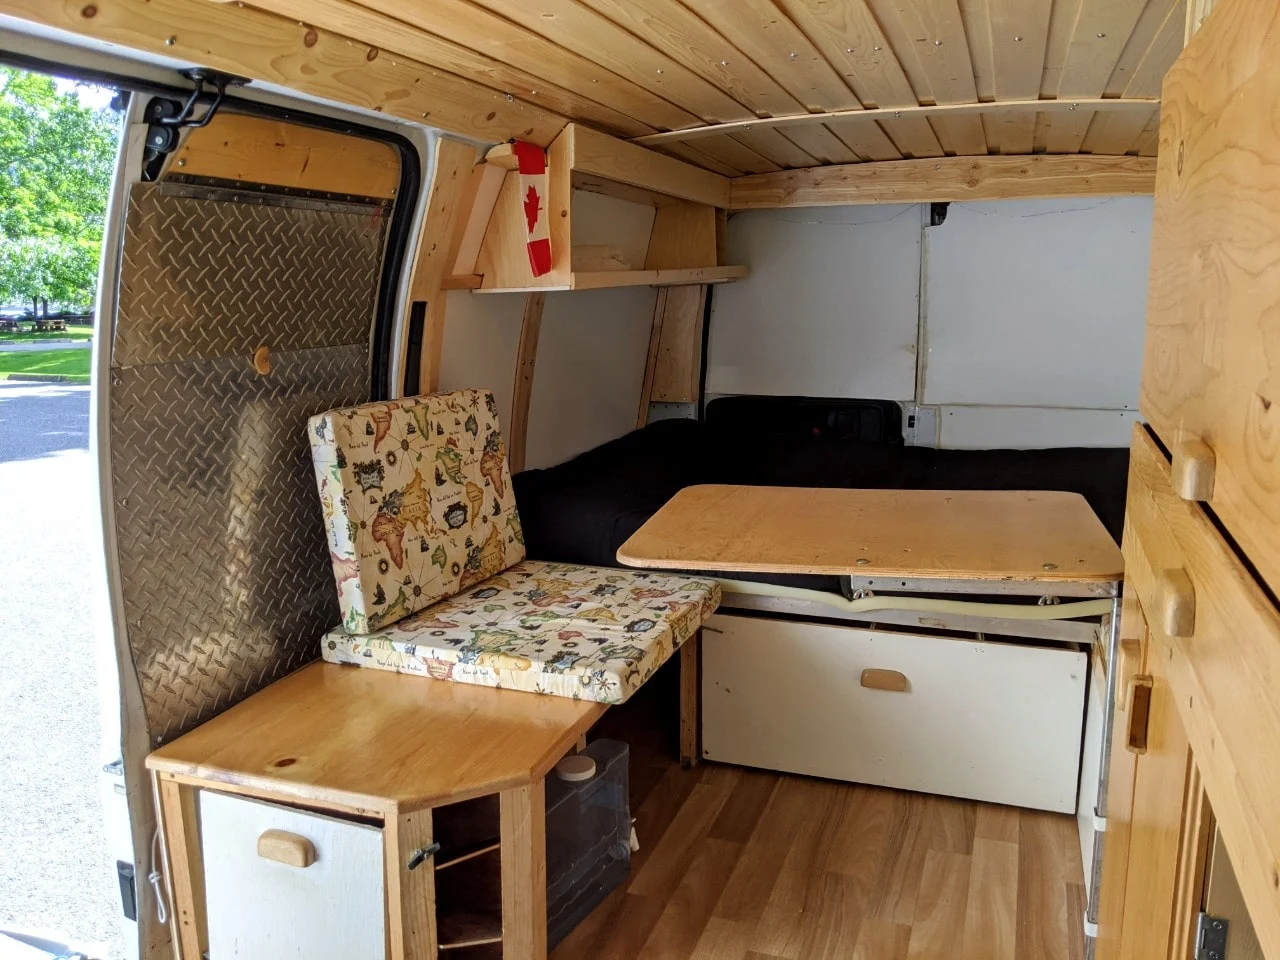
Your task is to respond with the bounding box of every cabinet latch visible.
[1194,911,1229,960]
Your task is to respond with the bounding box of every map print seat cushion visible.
[309,389,525,634]
[320,561,721,704]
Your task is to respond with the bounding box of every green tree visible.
[0,68,119,316]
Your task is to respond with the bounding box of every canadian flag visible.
[512,140,552,277]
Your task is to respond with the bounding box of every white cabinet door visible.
[702,614,1087,813]
[200,791,385,960]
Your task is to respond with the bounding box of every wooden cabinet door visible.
[1095,596,1196,960]
[1139,0,1280,595]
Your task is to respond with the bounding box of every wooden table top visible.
[146,662,604,815]
[616,485,1123,582]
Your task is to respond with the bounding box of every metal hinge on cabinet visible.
[1194,912,1229,960]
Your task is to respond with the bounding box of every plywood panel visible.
[1139,0,1280,596]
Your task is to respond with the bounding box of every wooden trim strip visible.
[636,288,667,429]
[729,155,1157,209]
[405,138,478,394]
[508,292,546,474]
[2,0,565,145]
[632,97,1159,147]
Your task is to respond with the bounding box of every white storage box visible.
[199,791,385,959]
[701,613,1088,813]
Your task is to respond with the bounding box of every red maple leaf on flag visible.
[523,184,541,235]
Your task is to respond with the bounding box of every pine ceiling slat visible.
[1038,0,1084,96]
[881,117,944,158]
[771,0,917,108]
[958,0,997,102]
[866,0,988,155]
[1113,0,1187,97]
[578,0,804,118]
[825,117,906,161]
[985,0,1052,152]
[697,135,784,175]
[1059,0,1152,96]
[1080,103,1159,153]
[241,0,652,137]
[354,0,696,132]
[1133,113,1160,156]
[680,0,862,112]
[658,142,745,177]
[781,124,864,164]
[734,127,821,168]
[468,0,753,124]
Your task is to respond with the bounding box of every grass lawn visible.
[0,347,91,382]
[0,323,95,344]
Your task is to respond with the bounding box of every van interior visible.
[1,0,1277,958]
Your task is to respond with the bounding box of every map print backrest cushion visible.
[308,389,525,634]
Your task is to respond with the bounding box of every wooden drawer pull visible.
[1125,675,1154,754]
[1156,567,1196,638]
[1115,637,1143,710]
[1171,439,1216,501]
[258,829,316,868]
[861,668,908,692]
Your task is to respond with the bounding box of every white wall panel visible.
[706,206,921,400]
[439,287,654,471]
[526,287,655,469]
[922,197,1151,410]
[937,405,1142,449]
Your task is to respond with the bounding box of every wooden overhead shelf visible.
[447,124,746,294]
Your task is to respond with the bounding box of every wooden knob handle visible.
[861,668,908,692]
[1156,568,1196,638]
[1172,439,1215,501]
[258,829,316,868]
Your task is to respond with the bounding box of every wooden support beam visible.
[0,0,565,146]
[631,97,1160,147]
[404,138,478,395]
[566,124,731,208]
[508,292,546,474]
[155,775,207,960]
[384,807,437,960]
[500,782,547,960]
[449,163,506,277]
[729,154,1157,209]
[679,632,701,770]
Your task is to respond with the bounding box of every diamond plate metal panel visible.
[109,184,382,745]
[114,182,388,369]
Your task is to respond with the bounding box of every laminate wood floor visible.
[553,700,1085,960]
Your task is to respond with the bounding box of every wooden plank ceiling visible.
[219,0,1184,174]
[7,0,1182,174]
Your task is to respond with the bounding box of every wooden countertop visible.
[616,485,1123,582]
[146,662,604,816]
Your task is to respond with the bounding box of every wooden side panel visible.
[649,285,707,404]
[385,807,437,960]
[643,203,717,271]
[1139,0,1280,595]
[1122,426,1280,957]
[168,113,401,199]
[477,135,572,292]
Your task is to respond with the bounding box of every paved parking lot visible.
[0,381,125,958]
